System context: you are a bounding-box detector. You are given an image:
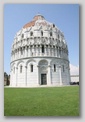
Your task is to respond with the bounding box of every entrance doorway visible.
[41,74,47,85]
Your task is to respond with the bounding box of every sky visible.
[4,4,79,75]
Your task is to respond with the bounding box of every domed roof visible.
[12,14,68,50]
[23,14,45,28]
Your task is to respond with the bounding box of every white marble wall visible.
[10,15,70,87]
[10,58,70,87]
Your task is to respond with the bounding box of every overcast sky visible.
[4,4,79,75]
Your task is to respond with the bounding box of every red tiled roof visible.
[23,21,35,28]
[23,15,45,28]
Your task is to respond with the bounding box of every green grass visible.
[4,86,79,116]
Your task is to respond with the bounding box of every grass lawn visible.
[4,86,79,116]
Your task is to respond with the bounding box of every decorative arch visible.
[11,62,16,68]
[26,59,36,66]
[17,60,24,67]
[38,59,48,66]
[50,59,60,65]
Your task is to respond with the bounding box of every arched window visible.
[50,32,52,36]
[30,31,33,36]
[41,31,43,36]
[30,64,33,72]
[42,45,44,53]
[22,34,24,38]
[53,24,55,27]
[54,64,56,72]
[20,65,22,73]
[58,34,59,39]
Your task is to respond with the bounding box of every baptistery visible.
[10,14,71,87]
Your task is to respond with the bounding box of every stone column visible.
[59,65,62,85]
[54,46,56,56]
[37,65,40,85]
[16,49,17,59]
[22,47,24,58]
[25,66,27,86]
[37,45,39,56]
[50,46,52,56]
[44,45,46,56]
[61,48,63,58]
[48,65,51,85]
[16,67,18,86]
[52,45,54,56]
[62,48,63,58]
[59,48,61,58]
[36,45,38,56]
[14,50,15,60]
[18,48,20,58]
[19,47,21,58]
[24,47,25,57]
[28,46,30,57]
[40,45,42,56]
[25,46,28,57]
[17,49,19,59]
[58,47,60,57]
[32,45,34,56]
[64,49,66,59]
[48,45,50,56]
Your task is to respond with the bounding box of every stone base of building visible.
[7,84,70,88]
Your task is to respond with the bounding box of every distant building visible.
[70,75,79,83]
[10,14,71,87]
[4,72,10,86]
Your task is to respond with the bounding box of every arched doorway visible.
[39,60,48,85]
